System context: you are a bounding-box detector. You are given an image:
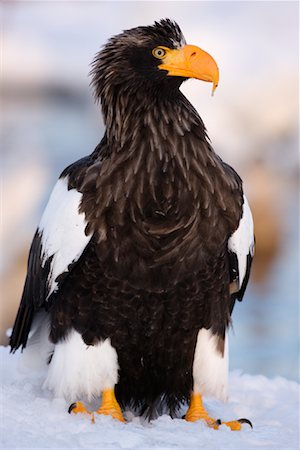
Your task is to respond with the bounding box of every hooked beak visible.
[158,44,219,95]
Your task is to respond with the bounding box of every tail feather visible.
[10,303,34,352]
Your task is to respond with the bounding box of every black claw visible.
[182,414,186,419]
[238,418,253,429]
[68,403,77,414]
[215,419,222,426]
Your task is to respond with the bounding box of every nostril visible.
[190,52,197,58]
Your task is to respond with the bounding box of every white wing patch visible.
[38,176,91,299]
[228,195,254,288]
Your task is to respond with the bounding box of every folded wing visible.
[10,175,91,351]
[228,195,255,314]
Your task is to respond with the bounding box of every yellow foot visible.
[96,388,125,423]
[68,389,125,423]
[185,393,252,431]
[68,401,95,423]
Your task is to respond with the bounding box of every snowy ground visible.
[1,346,299,450]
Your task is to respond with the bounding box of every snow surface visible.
[1,346,299,450]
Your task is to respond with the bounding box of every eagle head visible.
[91,19,219,101]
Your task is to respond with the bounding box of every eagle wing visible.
[228,195,255,314]
[10,169,91,351]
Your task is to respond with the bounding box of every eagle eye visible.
[152,47,167,59]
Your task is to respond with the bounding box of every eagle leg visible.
[95,388,125,422]
[68,401,95,423]
[185,392,253,431]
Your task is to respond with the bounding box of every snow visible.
[1,346,299,450]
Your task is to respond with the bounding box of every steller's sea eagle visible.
[10,19,254,430]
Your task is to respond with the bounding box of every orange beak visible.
[158,44,219,95]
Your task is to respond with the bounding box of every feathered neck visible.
[92,86,221,205]
[101,85,209,154]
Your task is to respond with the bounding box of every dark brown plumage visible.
[10,19,253,420]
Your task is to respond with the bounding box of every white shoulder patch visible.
[228,195,254,288]
[38,176,91,299]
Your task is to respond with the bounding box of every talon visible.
[238,418,253,429]
[68,401,90,415]
[68,401,95,423]
[68,403,77,414]
[208,419,222,430]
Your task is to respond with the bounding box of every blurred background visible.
[1,1,299,381]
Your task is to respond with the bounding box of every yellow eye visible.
[152,47,167,59]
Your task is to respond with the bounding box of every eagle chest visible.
[80,158,232,292]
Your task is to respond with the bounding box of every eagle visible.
[10,19,254,430]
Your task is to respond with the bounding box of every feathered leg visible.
[189,328,252,430]
[45,329,124,421]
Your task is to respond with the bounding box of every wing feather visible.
[228,195,254,313]
[38,177,91,300]
[10,175,91,351]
